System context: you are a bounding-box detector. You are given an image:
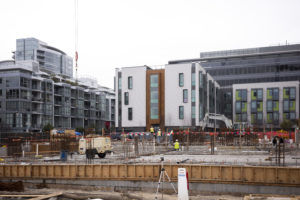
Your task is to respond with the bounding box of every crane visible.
[74,0,79,84]
[200,113,233,130]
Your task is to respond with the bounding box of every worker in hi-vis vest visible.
[174,139,180,151]
[150,126,154,140]
[157,129,161,143]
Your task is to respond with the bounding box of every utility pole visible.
[214,81,216,154]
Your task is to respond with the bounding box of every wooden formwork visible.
[0,164,299,187]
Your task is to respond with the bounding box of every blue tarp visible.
[75,132,82,136]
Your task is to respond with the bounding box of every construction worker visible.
[169,130,174,145]
[157,128,161,143]
[174,139,180,151]
[150,126,155,140]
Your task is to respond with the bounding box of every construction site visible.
[0,128,300,200]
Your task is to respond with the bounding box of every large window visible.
[191,73,195,86]
[179,106,184,119]
[128,108,132,120]
[124,92,129,105]
[267,101,272,112]
[20,77,30,88]
[273,88,279,100]
[290,87,296,99]
[283,100,289,112]
[150,75,158,87]
[183,89,188,103]
[6,89,19,99]
[235,101,241,113]
[118,77,122,89]
[199,72,203,87]
[150,74,159,119]
[241,89,247,101]
[191,90,195,103]
[179,73,184,87]
[128,76,133,89]
[251,101,257,112]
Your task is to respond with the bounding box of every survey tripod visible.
[154,157,177,200]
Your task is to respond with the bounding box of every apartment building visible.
[15,38,73,78]
[115,63,220,131]
[233,81,299,129]
[0,38,115,134]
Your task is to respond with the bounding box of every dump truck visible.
[79,136,112,158]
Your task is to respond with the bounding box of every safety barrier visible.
[0,164,299,187]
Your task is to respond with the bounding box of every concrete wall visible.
[4,179,300,196]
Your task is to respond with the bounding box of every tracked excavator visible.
[200,113,233,130]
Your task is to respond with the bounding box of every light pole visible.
[214,81,216,144]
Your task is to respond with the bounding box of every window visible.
[236,102,241,113]
[257,113,263,121]
[290,112,296,120]
[118,77,122,89]
[179,106,184,119]
[128,76,133,89]
[241,90,247,101]
[150,74,159,119]
[191,73,195,86]
[6,89,19,99]
[192,105,195,119]
[273,88,279,100]
[150,75,159,87]
[183,89,188,103]
[290,87,296,99]
[267,101,272,112]
[283,100,289,112]
[20,77,30,88]
[128,108,132,120]
[242,113,247,122]
[273,112,279,121]
[191,90,196,103]
[179,73,184,87]
[124,92,129,105]
[257,89,263,100]
[6,101,18,111]
[251,101,257,112]
[199,72,203,87]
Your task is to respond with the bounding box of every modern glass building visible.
[15,38,73,78]
[169,44,300,127]
[0,38,115,134]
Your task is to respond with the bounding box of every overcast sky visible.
[0,0,299,88]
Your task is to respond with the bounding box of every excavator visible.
[200,113,233,130]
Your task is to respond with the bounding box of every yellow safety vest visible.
[157,130,161,136]
[174,142,179,150]
[150,128,154,133]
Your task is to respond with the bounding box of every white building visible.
[115,63,220,131]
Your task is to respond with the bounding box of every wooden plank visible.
[0,195,42,197]
[28,192,63,200]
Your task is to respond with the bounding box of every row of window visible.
[218,76,300,86]
[206,64,300,76]
[178,71,205,88]
[236,87,296,101]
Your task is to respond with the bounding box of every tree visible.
[280,120,293,131]
[75,127,85,134]
[42,123,54,133]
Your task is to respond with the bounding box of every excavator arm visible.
[200,113,232,130]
